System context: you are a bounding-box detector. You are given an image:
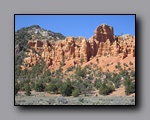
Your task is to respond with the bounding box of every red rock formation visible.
[94,24,114,43]
[21,24,135,71]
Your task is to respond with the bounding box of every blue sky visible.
[15,15,135,39]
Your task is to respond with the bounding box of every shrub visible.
[47,84,58,94]
[72,79,83,94]
[34,80,45,92]
[83,80,93,95]
[128,68,131,71]
[124,76,135,95]
[44,70,51,77]
[105,71,112,80]
[106,64,110,66]
[67,66,74,72]
[107,81,115,92]
[55,67,63,76]
[15,81,20,95]
[130,70,135,79]
[45,77,51,83]
[120,69,129,77]
[19,80,29,91]
[80,55,84,64]
[72,89,80,97]
[30,80,35,90]
[111,73,121,88]
[99,82,115,95]
[75,66,86,78]
[88,74,93,80]
[129,61,133,65]
[99,83,109,95]
[123,63,128,67]
[115,62,122,70]
[56,81,63,92]
[94,79,101,89]
[60,80,73,96]
[25,83,31,96]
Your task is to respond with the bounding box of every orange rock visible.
[21,24,135,71]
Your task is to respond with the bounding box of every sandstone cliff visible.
[21,24,135,71]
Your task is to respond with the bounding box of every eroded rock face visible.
[21,24,135,70]
[94,24,114,43]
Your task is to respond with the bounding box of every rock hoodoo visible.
[21,24,135,71]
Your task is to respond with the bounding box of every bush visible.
[44,70,51,77]
[67,66,74,72]
[55,80,63,92]
[115,62,122,70]
[30,80,35,90]
[47,84,58,94]
[82,80,93,95]
[72,89,80,97]
[99,82,115,95]
[124,77,135,95]
[19,80,29,91]
[34,80,45,92]
[99,83,109,95]
[60,80,73,96]
[125,82,135,95]
[75,66,86,78]
[111,73,121,88]
[130,70,135,79]
[107,81,115,92]
[106,64,110,66]
[25,83,31,96]
[15,81,20,95]
[80,55,84,64]
[123,63,128,67]
[88,74,93,80]
[120,69,129,77]
[94,79,101,89]
[129,61,133,65]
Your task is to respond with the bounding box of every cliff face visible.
[21,24,135,71]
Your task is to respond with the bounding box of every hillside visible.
[15,25,65,54]
[15,25,65,77]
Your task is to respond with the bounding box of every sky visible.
[15,15,135,39]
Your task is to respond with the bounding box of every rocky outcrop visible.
[94,24,114,43]
[21,24,135,70]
